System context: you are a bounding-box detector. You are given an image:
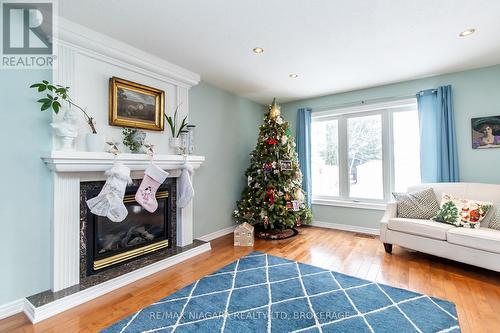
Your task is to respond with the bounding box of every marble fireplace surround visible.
[23,151,209,323]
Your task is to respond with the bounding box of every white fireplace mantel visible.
[41,150,205,293]
[42,151,205,172]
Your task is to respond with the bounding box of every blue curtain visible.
[416,85,459,183]
[296,108,312,207]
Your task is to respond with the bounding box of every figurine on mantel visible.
[50,108,79,151]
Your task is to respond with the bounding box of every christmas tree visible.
[234,99,312,231]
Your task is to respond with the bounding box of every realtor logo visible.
[1,0,55,69]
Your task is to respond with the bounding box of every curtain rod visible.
[310,93,417,112]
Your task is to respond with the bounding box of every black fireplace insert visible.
[84,180,175,276]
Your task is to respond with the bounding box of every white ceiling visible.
[59,0,500,104]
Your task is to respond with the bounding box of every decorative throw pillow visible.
[433,193,493,229]
[488,207,500,230]
[392,188,440,219]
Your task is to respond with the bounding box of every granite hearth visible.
[26,239,207,308]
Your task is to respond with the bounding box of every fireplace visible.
[81,178,177,277]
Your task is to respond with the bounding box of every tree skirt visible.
[255,227,298,240]
[101,252,460,333]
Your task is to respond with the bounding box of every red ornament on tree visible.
[265,187,276,205]
[266,137,278,145]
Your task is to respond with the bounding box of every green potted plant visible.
[30,80,105,152]
[164,104,188,153]
[122,127,146,153]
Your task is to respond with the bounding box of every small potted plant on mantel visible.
[30,80,105,151]
[164,104,188,153]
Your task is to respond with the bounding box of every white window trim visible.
[312,196,387,211]
[310,98,418,209]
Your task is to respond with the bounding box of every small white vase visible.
[86,133,105,152]
[170,137,181,150]
[169,137,181,147]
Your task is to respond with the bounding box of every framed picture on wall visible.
[109,77,165,131]
[471,115,500,149]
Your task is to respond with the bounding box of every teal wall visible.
[281,65,500,230]
[189,82,264,238]
[0,69,53,305]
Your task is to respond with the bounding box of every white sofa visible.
[380,183,500,272]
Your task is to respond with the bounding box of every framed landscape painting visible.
[471,115,500,149]
[109,77,165,131]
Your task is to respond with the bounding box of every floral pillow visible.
[433,193,493,229]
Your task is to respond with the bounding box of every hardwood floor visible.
[2,226,500,332]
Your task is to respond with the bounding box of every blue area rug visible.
[102,251,460,333]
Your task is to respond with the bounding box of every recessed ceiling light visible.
[459,28,476,37]
[289,74,299,78]
[252,47,264,54]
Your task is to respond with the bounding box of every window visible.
[311,99,421,208]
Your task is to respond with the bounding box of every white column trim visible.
[52,173,81,291]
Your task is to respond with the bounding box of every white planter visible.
[169,137,183,154]
[169,137,181,148]
[86,133,105,152]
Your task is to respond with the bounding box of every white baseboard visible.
[24,242,211,323]
[197,225,236,242]
[311,220,380,236]
[0,298,24,320]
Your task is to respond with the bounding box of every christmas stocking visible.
[135,163,169,212]
[178,164,194,208]
[86,162,132,222]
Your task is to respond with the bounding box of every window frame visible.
[310,98,419,210]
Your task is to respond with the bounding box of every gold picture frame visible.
[109,77,165,131]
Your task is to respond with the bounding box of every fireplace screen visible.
[85,183,172,274]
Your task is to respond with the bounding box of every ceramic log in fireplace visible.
[82,179,176,276]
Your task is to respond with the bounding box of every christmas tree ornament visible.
[265,186,276,205]
[294,188,305,203]
[87,162,132,222]
[276,116,284,125]
[266,137,278,145]
[135,163,169,213]
[269,98,281,119]
[281,135,288,145]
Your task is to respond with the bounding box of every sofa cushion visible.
[447,227,500,254]
[433,193,493,229]
[392,188,439,219]
[488,207,500,230]
[388,218,455,240]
